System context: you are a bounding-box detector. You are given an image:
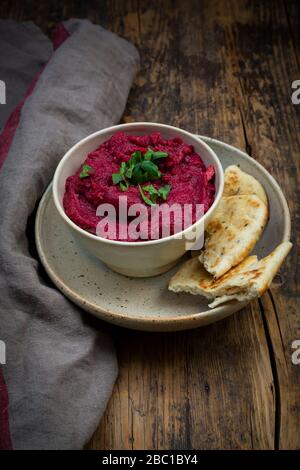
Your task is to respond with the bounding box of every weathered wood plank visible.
[284,0,300,65]
[85,0,276,450]
[88,307,274,450]
[212,0,300,449]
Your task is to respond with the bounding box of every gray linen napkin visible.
[0,20,52,131]
[0,19,139,449]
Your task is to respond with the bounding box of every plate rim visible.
[35,136,291,330]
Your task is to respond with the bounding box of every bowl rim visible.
[52,122,224,246]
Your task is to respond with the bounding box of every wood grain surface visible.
[1,0,299,450]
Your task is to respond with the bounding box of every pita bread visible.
[223,165,268,206]
[201,194,268,278]
[169,241,292,308]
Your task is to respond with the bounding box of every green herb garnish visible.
[138,184,154,205]
[112,173,123,185]
[112,148,168,188]
[80,164,93,179]
[138,184,172,206]
[119,181,129,191]
[112,148,171,204]
[157,184,172,201]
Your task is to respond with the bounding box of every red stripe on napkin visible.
[0,368,12,450]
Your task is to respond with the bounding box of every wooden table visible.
[2,0,299,450]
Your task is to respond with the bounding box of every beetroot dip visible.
[63,132,215,241]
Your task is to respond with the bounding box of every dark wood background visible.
[1,0,299,449]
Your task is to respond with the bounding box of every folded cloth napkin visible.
[0,19,139,450]
[0,20,53,131]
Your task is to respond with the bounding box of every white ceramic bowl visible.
[52,123,224,277]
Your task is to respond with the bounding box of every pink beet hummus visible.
[63,132,215,241]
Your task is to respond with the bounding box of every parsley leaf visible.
[158,184,172,200]
[80,164,93,179]
[138,184,154,205]
[139,184,172,206]
[142,184,159,204]
[151,150,168,161]
[144,148,154,160]
[112,173,123,184]
[111,147,171,204]
[119,181,129,191]
[140,160,161,179]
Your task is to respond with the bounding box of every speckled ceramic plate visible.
[35,137,291,332]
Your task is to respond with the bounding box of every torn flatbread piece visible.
[201,194,268,278]
[223,165,268,206]
[169,241,292,308]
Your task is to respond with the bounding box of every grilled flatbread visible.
[200,194,268,278]
[169,241,292,308]
[223,165,268,206]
